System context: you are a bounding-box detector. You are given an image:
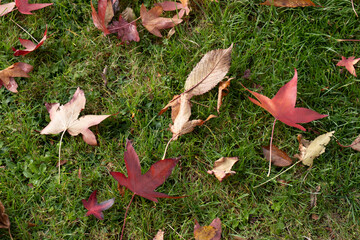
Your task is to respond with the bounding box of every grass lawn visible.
[1,0,360,239]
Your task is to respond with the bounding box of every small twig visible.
[267,119,277,177]
[8,227,13,240]
[254,160,301,189]
[162,135,177,160]
[167,223,186,240]
[120,193,136,240]
[11,19,39,44]
[336,137,360,148]
[336,39,360,42]
[352,0,358,17]
[58,130,66,184]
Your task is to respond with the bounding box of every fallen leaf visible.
[242,69,251,79]
[347,135,360,151]
[158,94,181,120]
[82,190,114,220]
[121,7,136,22]
[91,0,111,35]
[260,0,317,7]
[207,157,238,181]
[184,44,233,98]
[310,185,321,208]
[40,87,110,146]
[194,218,221,240]
[0,62,33,93]
[140,4,183,37]
[336,56,360,77]
[56,159,68,167]
[153,229,164,240]
[15,0,53,14]
[311,214,319,220]
[294,131,335,166]
[0,2,15,16]
[156,0,190,18]
[262,145,292,167]
[0,201,10,229]
[108,14,140,44]
[12,27,48,56]
[242,69,328,131]
[217,78,232,113]
[110,140,183,202]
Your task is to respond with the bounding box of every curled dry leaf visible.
[336,56,360,77]
[82,190,115,220]
[40,87,110,146]
[260,0,318,7]
[262,145,292,167]
[0,2,15,16]
[194,218,221,240]
[153,229,164,240]
[12,26,48,56]
[0,201,10,229]
[15,0,53,15]
[294,131,335,166]
[140,4,183,37]
[207,157,238,181]
[0,62,33,93]
[217,78,232,113]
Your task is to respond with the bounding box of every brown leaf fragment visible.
[140,4,182,37]
[217,78,232,113]
[207,157,238,181]
[27,222,36,227]
[349,135,360,151]
[194,218,221,240]
[0,62,33,93]
[184,44,233,98]
[121,7,136,22]
[311,214,319,220]
[294,131,334,166]
[153,229,164,240]
[310,185,321,208]
[242,69,251,79]
[262,145,292,167]
[260,0,318,7]
[56,159,68,167]
[0,201,10,229]
[158,94,181,119]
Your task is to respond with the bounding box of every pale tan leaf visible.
[184,44,233,98]
[153,229,164,240]
[207,157,238,181]
[104,0,114,26]
[158,94,181,121]
[121,7,136,22]
[295,131,335,166]
[350,135,360,151]
[170,93,192,138]
[0,201,10,229]
[262,145,292,167]
[217,78,232,113]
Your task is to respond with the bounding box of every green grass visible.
[1,0,360,239]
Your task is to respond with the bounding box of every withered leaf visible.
[260,0,317,7]
[108,14,140,44]
[0,201,10,229]
[185,44,233,98]
[91,0,111,35]
[12,27,48,56]
[153,229,164,240]
[217,78,232,113]
[0,62,33,93]
[207,157,238,181]
[194,218,221,240]
[294,131,335,166]
[262,145,292,167]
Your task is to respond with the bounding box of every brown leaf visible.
[140,4,182,37]
[260,0,318,7]
[0,201,10,229]
[194,218,221,240]
[56,160,68,167]
[217,78,232,113]
[153,229,164,240]
[0,62,33,93]
[207,157,238,181]
[159,94,181,119]
[184,44,233,98]
[262,145,292,167]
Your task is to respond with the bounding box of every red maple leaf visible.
[110,140,181,202]
[91,0,111,35]
[15,0,53,15]
[108,15,140,44]
[336,56,360,76]
[242,69,328,131]
[12,27,48,56]
[82,190,114,220]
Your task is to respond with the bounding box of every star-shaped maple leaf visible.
[242,69,328,131]
[110,140,181,202]
[40,87,110,145]
[15,0,53,15]
[336,56,360,76]
[82,190,114,220]
[12,27,48,56]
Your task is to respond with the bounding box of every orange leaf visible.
[262,145,292,167]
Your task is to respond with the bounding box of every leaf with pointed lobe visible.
[156,0,190,18]
[242,69,328,131]
[336,56,360,76]
[12,27,48,56]
[91,0,112,35]
[15,0,52,14]
[0,2,15,16]
[110,140,182,202]
[82,190,114,220]
[40,87,110,145]
[207,157,238,181]
[0,62,33,93]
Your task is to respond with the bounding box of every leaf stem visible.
[352,0,358,17]
[120,193,135,240]
[267,119,276,177]
[8,227,13,240]
[254,160,301,189]
[162,135,176,160]
[11,19,39,44]
[58,130,66,184]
